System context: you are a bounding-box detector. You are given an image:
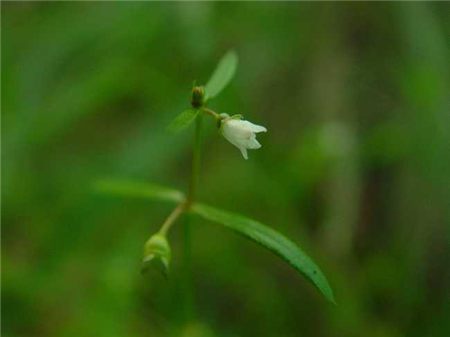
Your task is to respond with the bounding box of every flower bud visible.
[142,233,171,277]
[191,86,205,108]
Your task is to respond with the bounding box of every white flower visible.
[220,115,267,160]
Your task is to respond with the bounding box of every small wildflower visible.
[220,114,267,159]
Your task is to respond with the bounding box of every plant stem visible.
[202,107,220,120]
[182,113,202,322]
[159,202,185,236]
[158,112,204,235]
[187,114,203,205]
[182,213,194,322]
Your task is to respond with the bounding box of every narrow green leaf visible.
[94,179,184,203]
[167,109,199,133]
[205,50,238,99]
[191,203,335,303]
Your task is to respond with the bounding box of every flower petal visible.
[242,121,267,133]
[239,147,248,160]
[222,128,249,150]
[223,120,252,138]
[247,136,261,149]
[220,117,266,160]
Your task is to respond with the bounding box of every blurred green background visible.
[2,2,450,337]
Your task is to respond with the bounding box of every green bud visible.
[191,86,205,108]
[142,233,171,277]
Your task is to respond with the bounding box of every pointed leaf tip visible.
[191,203,335,303]
[205,50,238,99]
[167,109,200,133]
[93,179,184,204]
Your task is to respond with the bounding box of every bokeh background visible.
[2,2,450,337]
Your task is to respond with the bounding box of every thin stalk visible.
[159,203,185,236]
[182,214,194,322]
[187,114,203,205]
[182,113,202,322]
[202,107,220,120]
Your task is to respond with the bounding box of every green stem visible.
[187,114,203,205]
[182,214,194,322]
[158,203,185,236]
[182,113,202,322]
[202,107,220,120]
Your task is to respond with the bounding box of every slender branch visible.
[201,107,220,120]
[158,202,186,236]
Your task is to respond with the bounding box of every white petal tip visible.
[239,148,248,160]
[252,125,267,133]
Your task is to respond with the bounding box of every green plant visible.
[95,50,335,308]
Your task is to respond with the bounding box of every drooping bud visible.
[191,86,205,108]
[142,233,171,277]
